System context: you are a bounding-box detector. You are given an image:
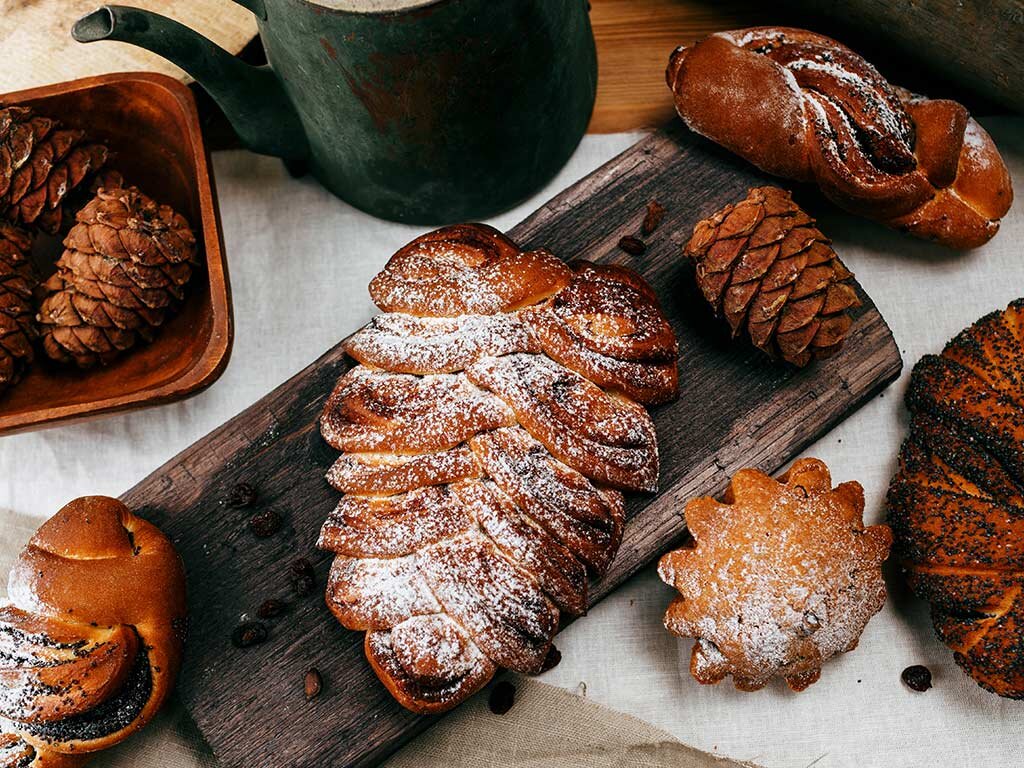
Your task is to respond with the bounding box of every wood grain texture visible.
[121,123,902,768]
[0,73,233,435]
[586,0,1014,134]
[588,0,771,133]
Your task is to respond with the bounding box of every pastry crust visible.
[0,497,186,767]
[888,299,1024,698]
[320,224,678,713]
[666,27,1013,248]
[659,459,891,691]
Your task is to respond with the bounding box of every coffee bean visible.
[225,483,258,509]
[641,200,666,236]
[248,509,282,538]
[291,558,316,597]
[231,621,268,649]
[257,598,287,620]
[304,667,323,700]
[901,664,932,692]
[618,236,646,255]
[488,680,516,715]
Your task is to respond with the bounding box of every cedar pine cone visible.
[37,184,197,368]
[684,186,861,366]
[0,224,36,394]
[0,106,108,233]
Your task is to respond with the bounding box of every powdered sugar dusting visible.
[660,461,891,690]
[344,312,538,374]
[318,227,676,710]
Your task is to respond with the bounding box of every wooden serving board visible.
[122,123,902,768]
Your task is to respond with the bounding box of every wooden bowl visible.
[0,72,232,435]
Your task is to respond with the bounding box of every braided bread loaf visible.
[666,27,1013,249]
[318,224,678,713]
[888,299,1024,698]
[0,497,186,767]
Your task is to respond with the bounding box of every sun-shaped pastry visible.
[659,458,891,691]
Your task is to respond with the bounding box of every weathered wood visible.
[121,123,902,768]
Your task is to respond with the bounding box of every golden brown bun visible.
[667,27,1013,249]
[321,224,677,714]
[660,459,891,691]
[0,497,186,767]
[889,299,1024,698]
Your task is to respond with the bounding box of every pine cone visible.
[684,186,861,366]
[0,106,108,233]
[0,224,36,393]
[37,185,197,368]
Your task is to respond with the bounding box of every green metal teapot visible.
[73,0,597,224]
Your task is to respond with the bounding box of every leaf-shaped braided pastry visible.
[319,224,676,714]
[889,299,1024,698]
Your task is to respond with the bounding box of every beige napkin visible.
[0,0,257,94]
[0,507,749,768]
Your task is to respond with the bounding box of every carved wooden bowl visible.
[0,72,232,435]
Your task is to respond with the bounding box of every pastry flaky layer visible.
[0,497,186,768]
[888,299,1024,698]
[319,224,679,713]
[666,27,1013,249]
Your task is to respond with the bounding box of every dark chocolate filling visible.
[22,640,151,744]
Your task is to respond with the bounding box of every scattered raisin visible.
[291,558,316,597]
[488,680,516,715]
[618,236,646,255]
[257,598,287,619]
[226,482,258,508]
[901,664,932,692]
[641,200,666,236]
[249,509,282,538]
[304,667,323,700]
[541,645,562,672]
[231,621,268,649]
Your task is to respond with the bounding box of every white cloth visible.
[1,120,1022,768]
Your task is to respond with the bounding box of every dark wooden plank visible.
[121,123,902,768]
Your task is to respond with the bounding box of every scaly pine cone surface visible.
[0,224,36,394]
[37,185,197,368]
[685,186,861,366]
[0,106,108,233]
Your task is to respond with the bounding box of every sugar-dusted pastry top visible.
[0,497,186,768]
[660,458,891,692]
[667,27,1013,249]
[319,223,679,713]
[889,298,1024,699]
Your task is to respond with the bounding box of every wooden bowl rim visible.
[0,71,234,435]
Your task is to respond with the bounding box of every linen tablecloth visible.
[1,119,1022,767]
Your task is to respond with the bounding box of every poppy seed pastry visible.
[0,497,186,767]
[318,223,679,713]
[888,299,1024,698]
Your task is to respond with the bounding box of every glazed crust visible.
[0,497,186,767]
[888,299,1024,698]
[320,224,678,714]
[667,27,1013,249]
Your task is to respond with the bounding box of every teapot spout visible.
[73,5,308,161]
